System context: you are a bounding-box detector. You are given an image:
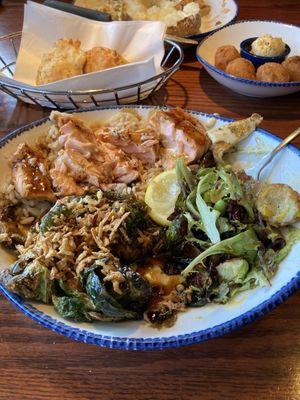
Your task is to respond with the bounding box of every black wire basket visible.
[0,32,184,110]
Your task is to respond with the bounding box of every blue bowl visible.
[240,37,291,69]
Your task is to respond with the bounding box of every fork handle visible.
[273,127,300,153]
[257,127,300,180]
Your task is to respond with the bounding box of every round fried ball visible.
[214,45,241,71]
[256,62,290,82]
[225,58,256,79]
[282,56,300,81]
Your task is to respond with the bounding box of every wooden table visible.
[0,1,299,399]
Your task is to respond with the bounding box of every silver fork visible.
[248,127,300,181]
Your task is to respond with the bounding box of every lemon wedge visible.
[145,169,180,226]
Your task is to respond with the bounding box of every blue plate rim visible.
[0,104,299,350]
[196,19,300,87]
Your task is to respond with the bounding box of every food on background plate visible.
[251,34,286,57]
[75,0,127,20]
[84,47,127,74]
[256,62,290,83]
[225,58,256,80]
[214,41,299,82]
[75,0,210,36]
[36,39,86,85]
[282,56,300,81]
[36,39,128,85]
[0,108,300,328]
[214,45,241,71]
[128,0,202,37]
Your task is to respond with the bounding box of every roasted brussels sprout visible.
[0,260,52,303]
[112,266,152,313]
[124,199,150,236]
[53,278,125,322]
[84,269,138,320]
[52,296,91,322]
[165,215,188,250]
[39,203,71,234]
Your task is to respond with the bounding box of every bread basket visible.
[0,32,183,110]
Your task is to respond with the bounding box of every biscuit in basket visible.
[36,39,86,85]
[83,47,127,74]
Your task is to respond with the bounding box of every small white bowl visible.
[196,20,300,97]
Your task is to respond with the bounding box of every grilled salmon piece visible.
[49,112,140,194]
[58,149,105,186]
[12,144,56,202]
[50,170,84,196]
[96,127,159,165]
[58,120,100,156]
[99,141,140,183]
[149,107,211,167]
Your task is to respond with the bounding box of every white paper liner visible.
[1,0,166,104]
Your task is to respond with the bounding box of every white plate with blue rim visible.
[0,105,299,350]
[188,0,238,41]
[74,0,238,41]
[196,20,300,97]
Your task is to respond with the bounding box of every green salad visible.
[161,159,300,308]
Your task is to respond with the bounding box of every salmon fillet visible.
[49,112,140,195]
[12,144,56,202]
[149,107,211,167]
[96,126,159,165]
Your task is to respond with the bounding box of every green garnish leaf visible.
[275,226,300,264]
[182,229,260,276]
[196,181,221,244]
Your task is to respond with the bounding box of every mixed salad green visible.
[163,158,300,307]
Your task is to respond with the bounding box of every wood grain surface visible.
[0,1,299,400]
